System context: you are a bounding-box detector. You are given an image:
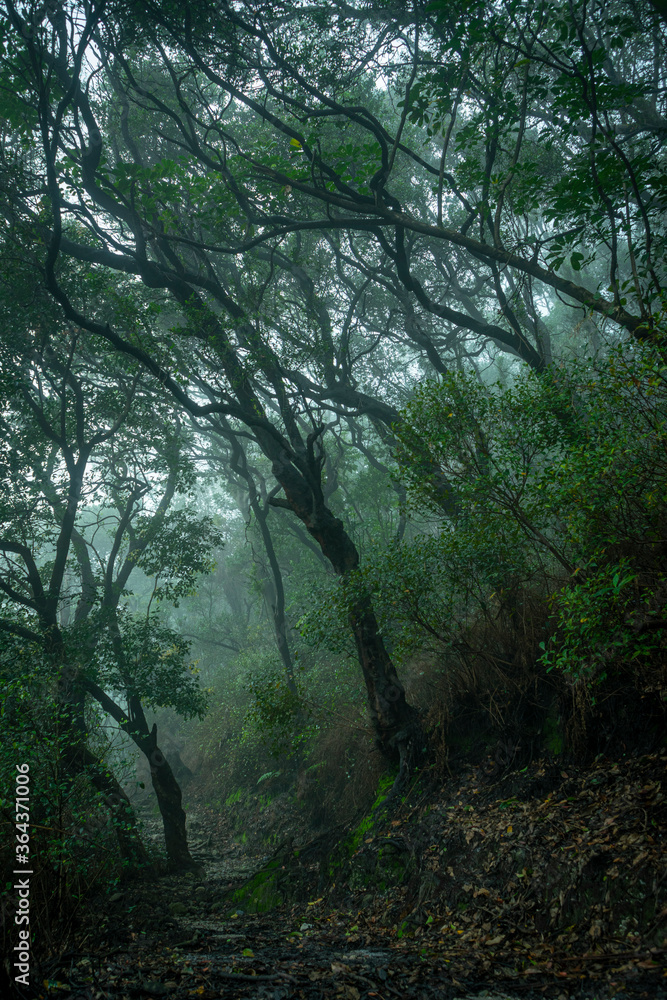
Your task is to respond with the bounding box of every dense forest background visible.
[0,0,665,994]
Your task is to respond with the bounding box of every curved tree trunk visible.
[223,424,298,694]
[144,730,194,871]
[82,678,195,870]
[128,700,195,870]
[271,474,422,758]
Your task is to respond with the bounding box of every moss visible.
[328,770,416,892]
[543,710,564,756]
[334,772,395,868]
[232,861,283,913]
[376,843,409,885]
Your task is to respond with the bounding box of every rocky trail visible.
[36,751,667,1000]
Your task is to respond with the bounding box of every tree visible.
[69,426,220,870]
[0,268,218,866]
[191,419,300,695]
[1,0,664,761]
[103,0,664,345]
[0,0,422,759]
[0,309,147,861]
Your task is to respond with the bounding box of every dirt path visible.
[41,845,664,1000]
[36,750,667,1000]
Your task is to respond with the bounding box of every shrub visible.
[0,666,138,966]
[304,343,667,759]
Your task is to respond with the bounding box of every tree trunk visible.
[227,428,298,694]
[130,701,195,869]
[145,735,195,871]
[272,474,422,759]
[256,506,297,695]
[82,679,196,870]
[348,594,420,748]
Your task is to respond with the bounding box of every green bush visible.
[394,342,667,691]
[303,343,667,725]
[0,665,138,960]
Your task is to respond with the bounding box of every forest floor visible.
[36,749,667,1000]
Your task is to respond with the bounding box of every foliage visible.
[134,510,221,599]
[243,662,307,758]
[90,610,208,719]
[0,663,137,959]
[301,340,667,735]
[1,0,665,764]
[0,0,665,919]
[539,559,661,684]
[393,342,667,688]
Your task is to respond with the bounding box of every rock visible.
[300,922,312,931]
[169,901,188,916]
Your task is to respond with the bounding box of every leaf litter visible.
[37,751,666,999]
